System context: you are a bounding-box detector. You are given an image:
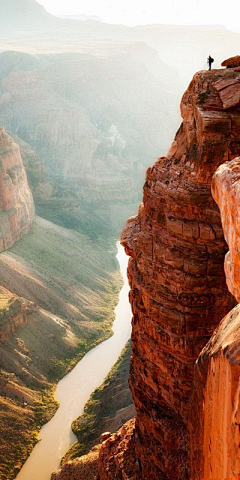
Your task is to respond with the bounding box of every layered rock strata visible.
[0,126,35,251]
[98,66,240,479]
[188,157,240,479]
[189,303,240,480]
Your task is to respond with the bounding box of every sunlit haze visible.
[38,0,240,30]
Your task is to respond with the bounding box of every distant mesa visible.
[58,14,103,22]
[222,55,240,68]
[0,0,61,32]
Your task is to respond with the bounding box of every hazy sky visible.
[38,0,240,29]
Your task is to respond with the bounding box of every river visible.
[16,243,131,480]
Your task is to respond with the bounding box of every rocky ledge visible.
[97,61,240,479]
[0,126,35,251]
[0,286,33,343]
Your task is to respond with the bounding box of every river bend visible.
[16,243,131,480]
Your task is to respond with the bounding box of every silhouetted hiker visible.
[207,55,214,70]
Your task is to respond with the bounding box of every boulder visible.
[222,55,240,68]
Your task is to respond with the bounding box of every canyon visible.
[0,127,127,480]
[0,6,183,478]
[3,3,240,479]
[14,243,132,480]
[2,0,240,84]
[94,60,240,479]
[0,48,180,235]
[2,1,240,240]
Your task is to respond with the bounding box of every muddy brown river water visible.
[16,243,131,480]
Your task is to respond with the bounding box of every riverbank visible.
[14,243,131,480]
[0,218,122,480]
[0,288,121,480]
[62,341,134,464]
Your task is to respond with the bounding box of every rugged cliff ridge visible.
[97,64,240,479]
[0,126,35,251]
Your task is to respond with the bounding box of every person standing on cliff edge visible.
[207,55,214,70]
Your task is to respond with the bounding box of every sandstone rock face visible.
[97,67,240,479]
[97,419,140,480]
[213,76,240,109]
[189,303,240,480]
[212,157,240,301]
[221,55,240,68]
[0,126,35,251]
[0,286,33,343]
[186,157,240,480]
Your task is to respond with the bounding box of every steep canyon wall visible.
[188,155,240,480]
[0,126,35,251]
[98,65,240,479]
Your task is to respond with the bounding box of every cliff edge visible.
[98,60,240,479]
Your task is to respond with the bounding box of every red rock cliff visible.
[0,126,35,251]
[212,156,240,302]
[187,155,240,480]
[98,65,240,479]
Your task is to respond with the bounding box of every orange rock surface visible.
[212,157,240,301]
[97,419,139,480]
[189,303,240,480]
[187,156,240,480]
[222,55,240,68]
[0,126,35,251]
[98,65,240,479]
